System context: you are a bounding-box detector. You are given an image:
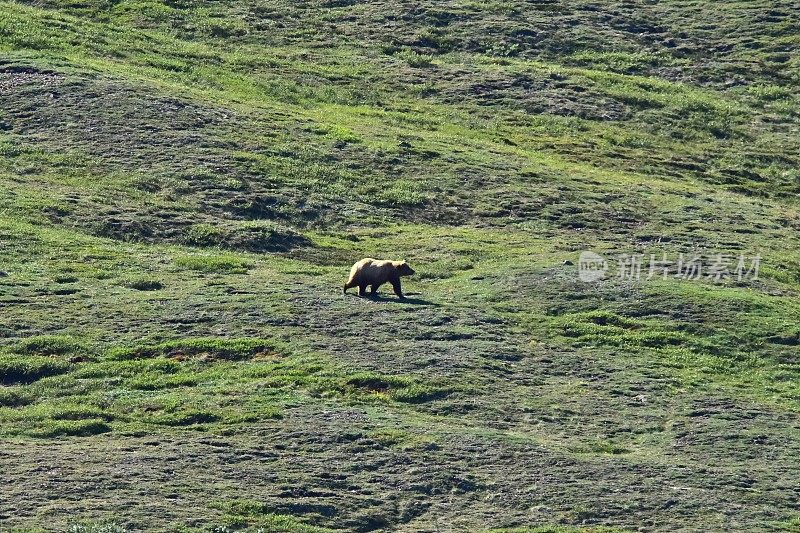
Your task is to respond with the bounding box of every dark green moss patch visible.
[0,354,72,384]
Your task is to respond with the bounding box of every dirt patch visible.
[443,71,631,121]
[0,63,64,93]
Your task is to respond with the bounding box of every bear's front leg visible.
[370,283,381,295]
[358,284,368,297]
[390,278,404,299]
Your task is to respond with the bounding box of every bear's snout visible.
[399,263,415,276]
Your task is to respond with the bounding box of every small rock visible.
[0,271,8,277]
[563,260,574,266]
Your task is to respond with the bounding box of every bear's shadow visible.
[349,293,439,306]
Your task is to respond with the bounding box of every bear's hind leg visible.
[370,283,382,296]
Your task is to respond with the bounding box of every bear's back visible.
[352,258,394,282]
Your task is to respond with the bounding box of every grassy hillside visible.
[1,1,799,531]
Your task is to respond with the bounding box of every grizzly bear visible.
[343,258,415,299]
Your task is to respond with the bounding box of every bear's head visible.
[396,261,415,276]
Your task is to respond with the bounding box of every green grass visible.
[488,528,630,533]
[0,354,72,384]
[0,0,798,531]
[211,500,338,532]
[0,337,455,438]
[173,254,252,274]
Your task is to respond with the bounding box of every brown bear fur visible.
[343,258,415,299]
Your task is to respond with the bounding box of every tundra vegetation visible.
[0,1,799,531]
